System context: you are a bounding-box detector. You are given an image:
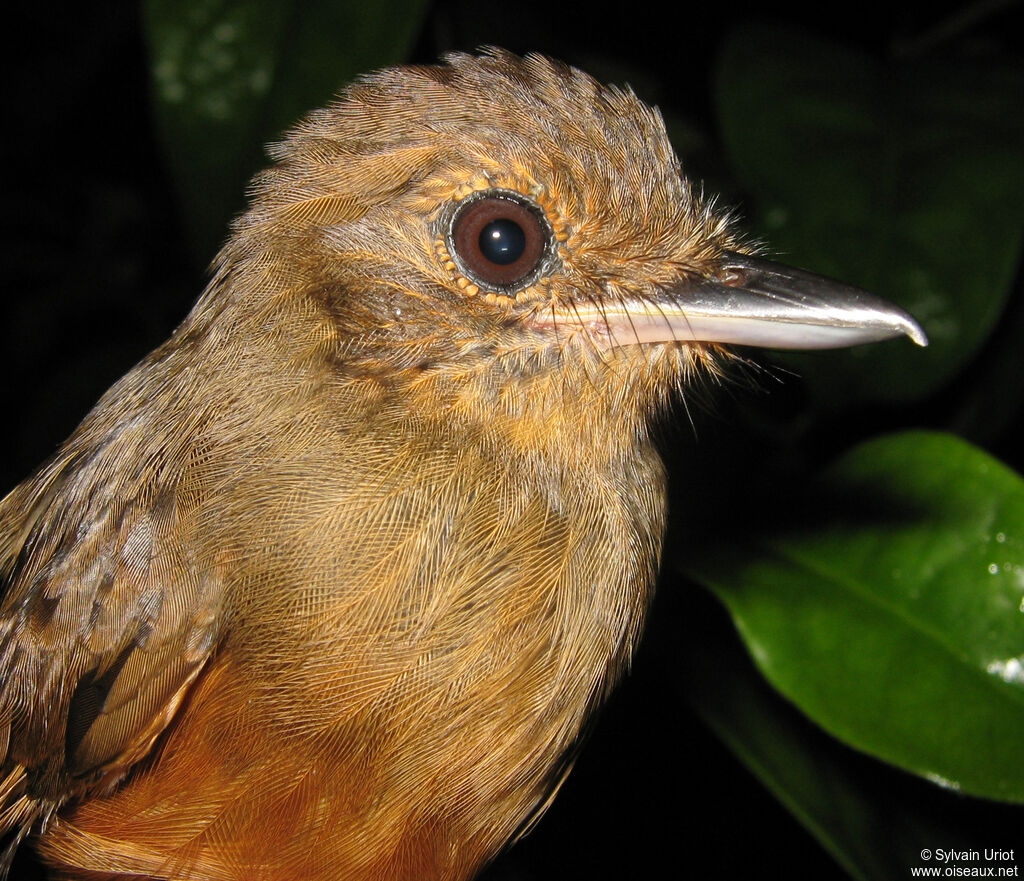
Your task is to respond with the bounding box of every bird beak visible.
[569,250,928,350]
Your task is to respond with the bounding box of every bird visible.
[0,49,925,881]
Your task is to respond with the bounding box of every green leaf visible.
[677,586,1007,881]
[715,25,1024,404]
[687,431,1024,802]
[143,0,430,261]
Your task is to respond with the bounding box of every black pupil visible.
[478,218,526,266]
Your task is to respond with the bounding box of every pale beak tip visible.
[904,318,929,348]
[885,309,928,347]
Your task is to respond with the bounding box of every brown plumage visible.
[0,50,924,881]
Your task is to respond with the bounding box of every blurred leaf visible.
[716,25,1024,404]
[143,0,429,261]
[687,431,1024,802]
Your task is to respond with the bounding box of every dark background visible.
[2,2,1022,879]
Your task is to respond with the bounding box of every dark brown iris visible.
[450,192,549,289]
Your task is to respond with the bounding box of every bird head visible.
[183,49,924,463]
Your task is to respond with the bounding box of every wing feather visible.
[0,448,223,860]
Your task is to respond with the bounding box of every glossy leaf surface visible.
[689,431,1024,802]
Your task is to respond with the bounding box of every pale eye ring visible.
[446,190,554,292]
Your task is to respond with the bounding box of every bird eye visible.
[448,191,551,291]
